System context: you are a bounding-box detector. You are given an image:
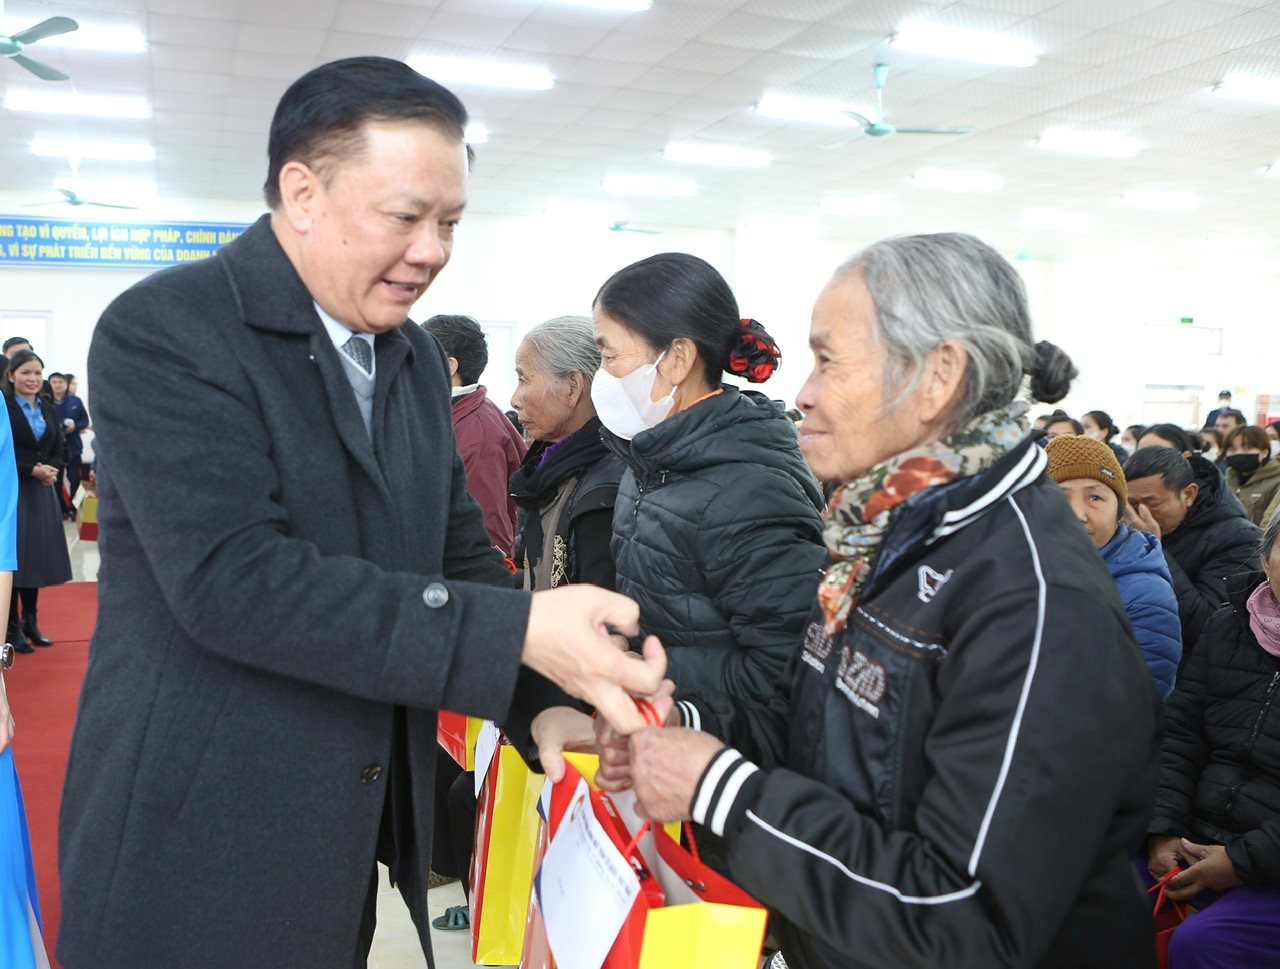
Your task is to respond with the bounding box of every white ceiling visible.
[2,0,1280,256]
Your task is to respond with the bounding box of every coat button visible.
[422,583,449,609]
[360,764,383,784]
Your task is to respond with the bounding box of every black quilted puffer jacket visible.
[605,387,826,704]
[1149,570,1280,886]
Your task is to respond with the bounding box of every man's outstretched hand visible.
[522,587,666,736]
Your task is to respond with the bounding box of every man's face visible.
[1216,414,1243,438]
[285,120,467,334]
[4,342,30,359]
[1127,474,1196,536]
[49,376,67,396]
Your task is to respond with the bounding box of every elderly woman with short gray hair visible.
[581,233,1164,968]
[509,314,624,592]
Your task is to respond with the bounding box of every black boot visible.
[22,611,53,647]
[8,618,34,654]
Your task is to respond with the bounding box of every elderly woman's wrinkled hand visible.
[595,660,676,793]
[630,726,725,824]
[1166,840,1242,901]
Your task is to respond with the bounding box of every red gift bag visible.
[1148,866,1188,969]
[437,710,483,769]
[526,703,767,969]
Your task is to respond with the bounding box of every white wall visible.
[3,191,1278,435]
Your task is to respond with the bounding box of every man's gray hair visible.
[840,232,1073,428]
[1263,506,1280,562]
[520,315,600,380]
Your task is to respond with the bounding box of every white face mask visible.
[1271,440,1280,459]
[1204,446,1220,463]
[590,351,676,441]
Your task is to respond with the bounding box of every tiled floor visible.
[69,526,481,968]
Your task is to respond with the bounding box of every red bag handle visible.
[616,697,701,864]
[1147,866,1186,919]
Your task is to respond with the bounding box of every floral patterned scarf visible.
[817,402,1030,635]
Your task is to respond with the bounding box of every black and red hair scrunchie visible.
[726,317,781,384]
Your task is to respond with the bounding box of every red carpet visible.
[8,581,97,969]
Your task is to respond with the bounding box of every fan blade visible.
[822,129,868,150]
[21,201,66,207]
[10,16,80,45]
[895,127,974,135]
[58,189,78,201]
[86,201,139,210]
[9,54,70,82]
[841,111,872,128]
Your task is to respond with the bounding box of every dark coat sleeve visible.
[688,582,1161,967]
[1166,523,1259,653]
[1149,625,1212,838]
[1227,813,1280,886]
[43,402,67,473]
[668,470,825,701]
[88,280,531,719]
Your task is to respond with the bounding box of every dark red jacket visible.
[451,386,525,556]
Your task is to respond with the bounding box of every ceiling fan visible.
[824,62,974,149]
[609,221,661,235]
[24,188,138,210]
[1,16,79,81]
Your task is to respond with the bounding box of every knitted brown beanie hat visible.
[1045,434,1128,506]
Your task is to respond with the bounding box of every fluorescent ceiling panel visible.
[1117,189,1200,212]
[911,167,1004,193]
[892,21,1038,68]
[662,140,769,169]
[1,21,147,53]
[3,89,152,119]
[31,137,156,161]
[1212,75,1280,106]
[602,174,697,197]
[819,195,901,217]
[408,55,554,91]
[1035,127,1142,159]
[754,93,866,127]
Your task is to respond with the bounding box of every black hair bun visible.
[726,318,780,384]
[1029,340,1077,404]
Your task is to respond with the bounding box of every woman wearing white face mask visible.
[590,252,826,707]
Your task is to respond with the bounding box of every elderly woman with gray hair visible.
[1143,507,1280,967]
[574,233,1164,968]
[509,315,624,591]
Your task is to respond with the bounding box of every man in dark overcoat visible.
[57,57,662,969]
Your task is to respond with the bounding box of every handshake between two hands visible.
[520,585,726,825]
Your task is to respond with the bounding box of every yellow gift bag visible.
[437,711,485,770]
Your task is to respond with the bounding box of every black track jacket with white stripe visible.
[679,438,1162,969]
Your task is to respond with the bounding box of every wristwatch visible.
[0,643,12,671]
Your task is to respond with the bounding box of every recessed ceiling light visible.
[546,0,652,9]
[3,89,152,119]
[464,121,489,145]
[818,194,901,217]
[911,167,1004,193]
[407,55,554,91]
[2,21,147,53]
[661,141,769,169]
[1117,189,1200,212]
[602,174,697,198]
[1035,127,1142,158]
[891,21,1038,68]
[754,93,869,127]
[1017,207,1095,232]
[31,137,156,162]
[1212,75,1280,105]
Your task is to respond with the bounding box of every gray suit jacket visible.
[58,215,529,968]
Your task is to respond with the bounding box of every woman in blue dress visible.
[0,404,49,969]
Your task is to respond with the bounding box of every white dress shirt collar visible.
[314,302,375,376]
